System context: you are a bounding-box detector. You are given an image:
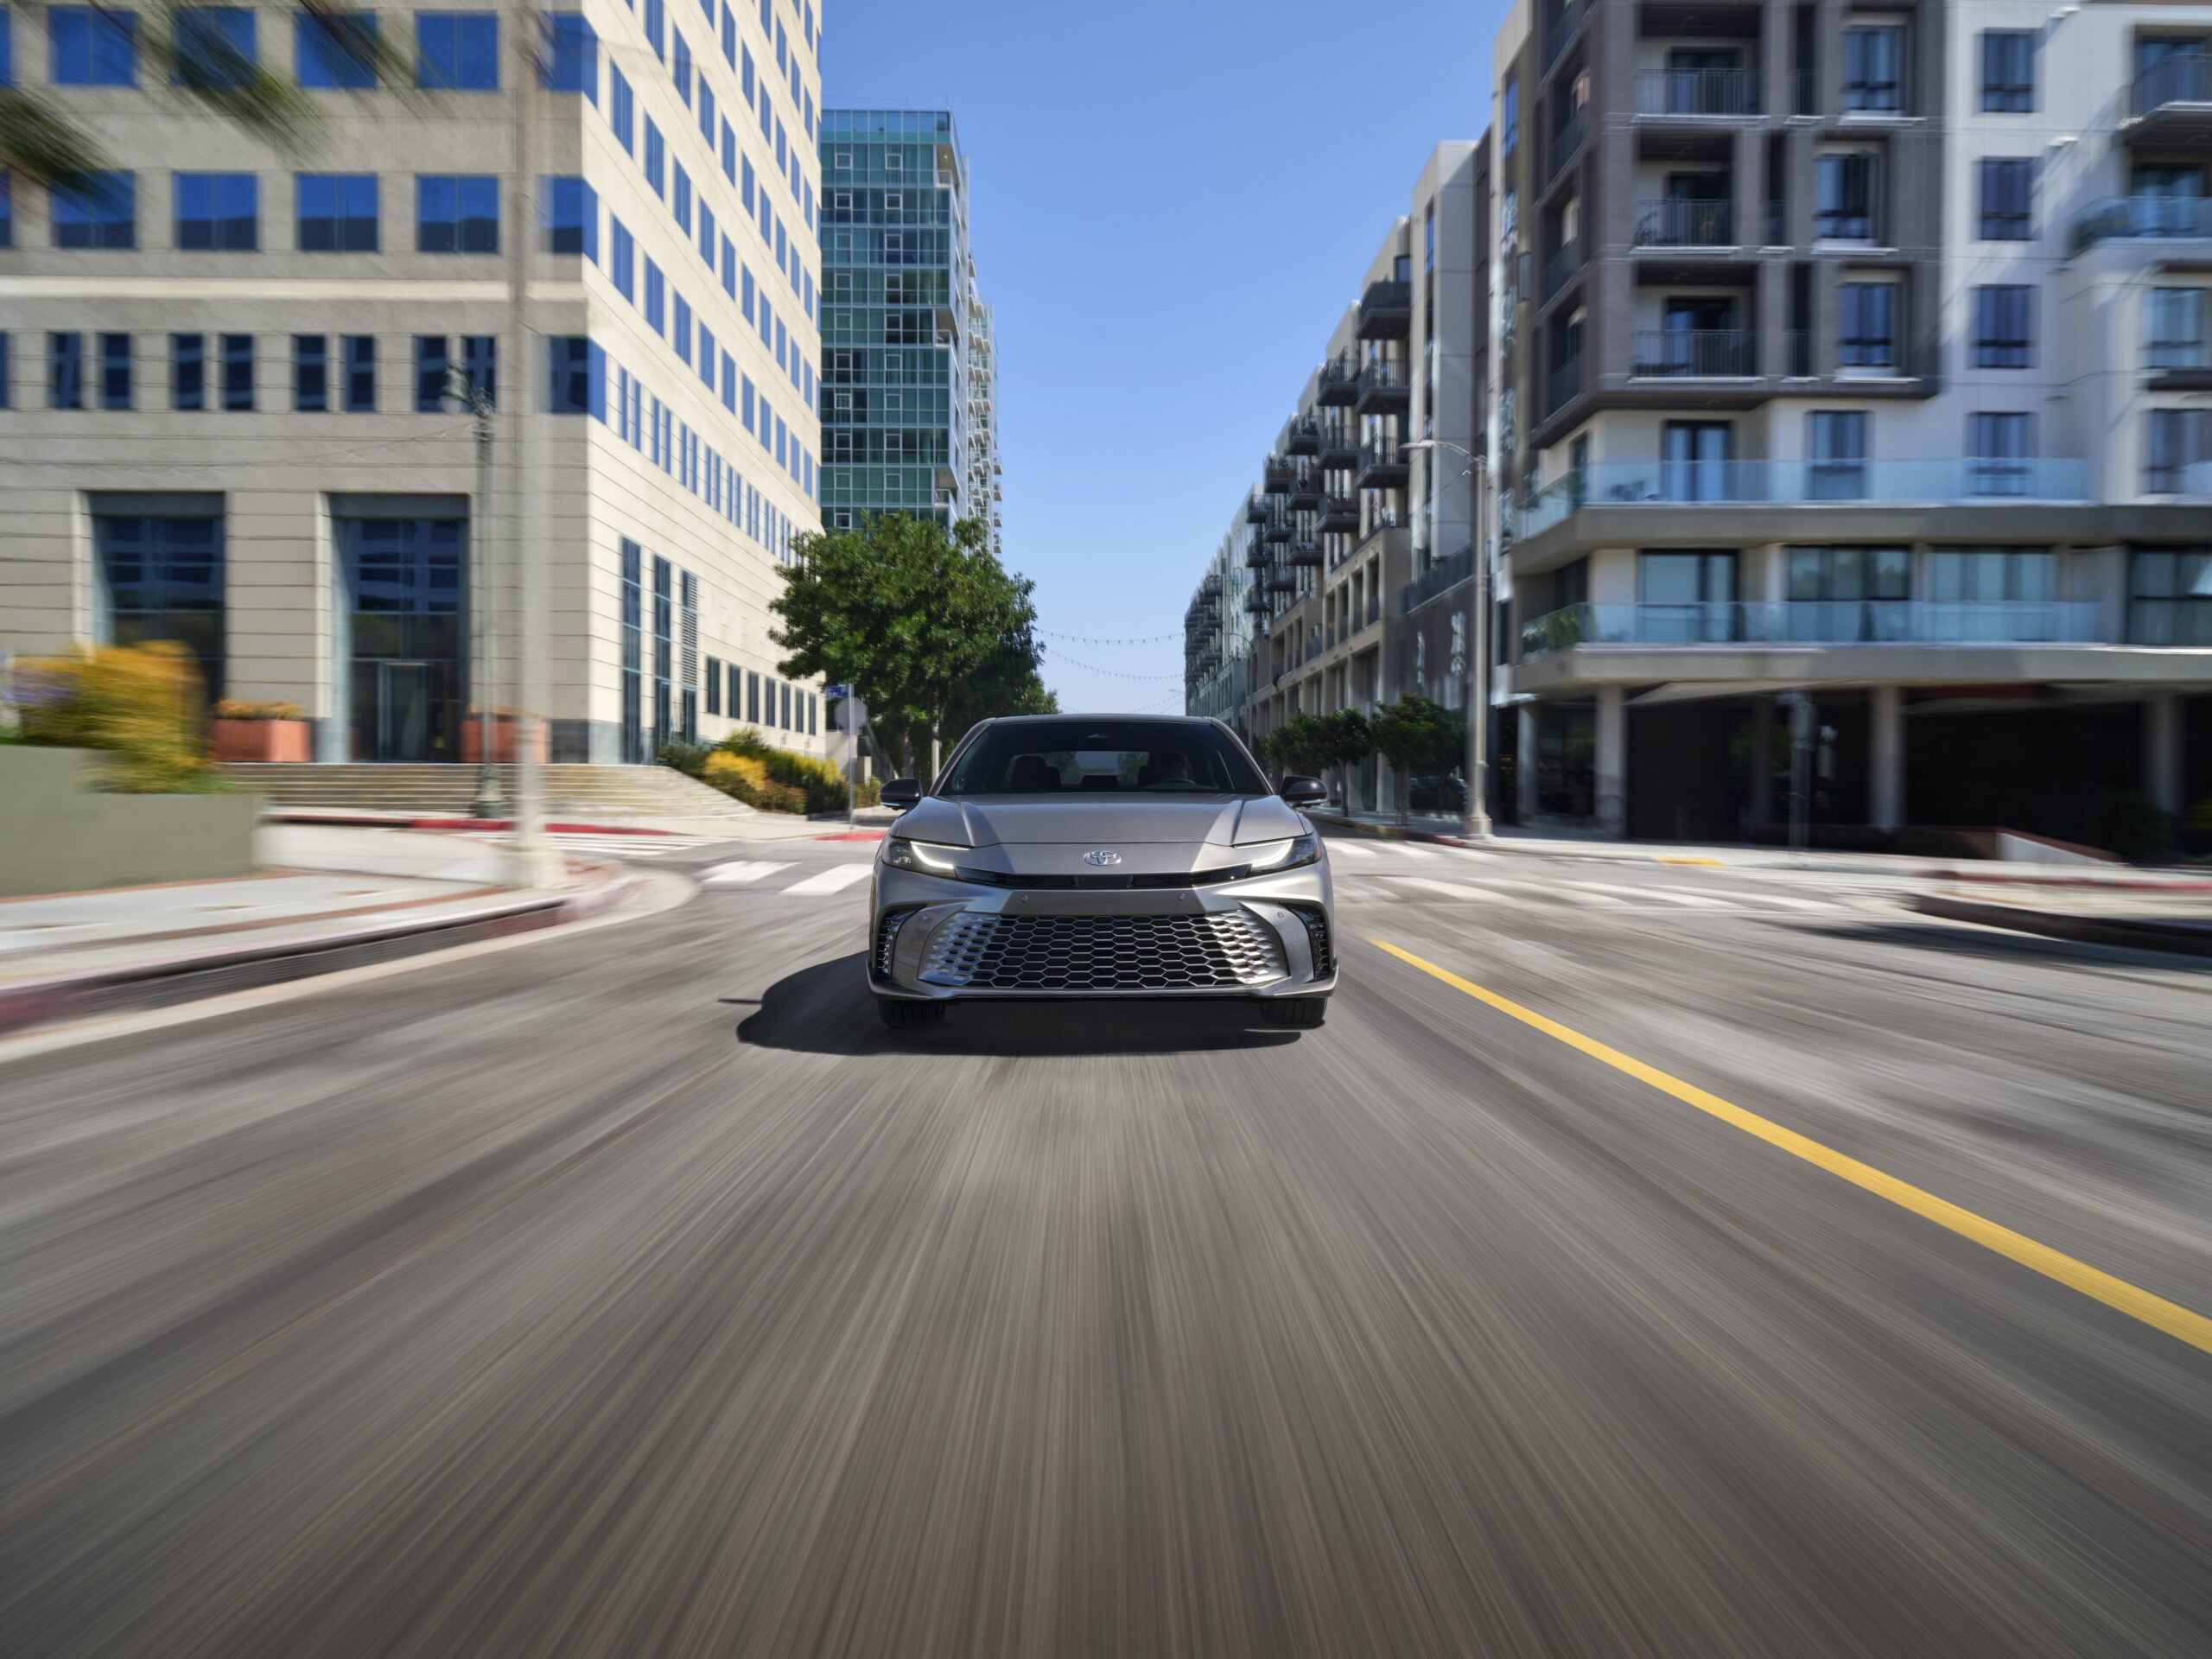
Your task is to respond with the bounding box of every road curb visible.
[1911,893,2212,957]
[264,810,686,836]
[0,869,643,1037]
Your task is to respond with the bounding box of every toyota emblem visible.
[1081,850,1122,867]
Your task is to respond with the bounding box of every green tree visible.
[1320,708,1372,810]
[3,5,416,190]
[1369,695,1453,824]
[774,514,1041,783]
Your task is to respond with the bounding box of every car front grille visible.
[1290,905,1332,977]
[917,912,1287,991]
[950,866,1255,891]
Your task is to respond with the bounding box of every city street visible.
[2,832,2207,1657]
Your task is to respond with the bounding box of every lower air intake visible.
[918,912,1287,991]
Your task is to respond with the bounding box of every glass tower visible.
[819,111,996,547]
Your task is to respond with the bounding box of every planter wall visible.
[0,747,260,896]
[210,718,312,764]
[460,719,550,764]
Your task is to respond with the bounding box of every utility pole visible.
[450,365,503,823]
[1403,438,1492,838]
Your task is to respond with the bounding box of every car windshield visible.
[938,720,1268,797]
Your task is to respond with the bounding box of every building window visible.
[2147,288,2209,370]
[673,162,691,233]
[174,171,257,250]
[1807,410,1868,499]
[416,11,497,90]
[1980,30,2034,111]
[461,335,495,405]
[610,215,635,299]
[1841,25,1903,112]
[0,174,11,247]
[539,13,595,97]
[609,63,633,151]
[416,174,498,252]
[672,26,690,103]
[1785,546,1910,639]
[1813,153,1877,240]
[95,512,227,696]
[548,336,602,416]
[2145,409,2212,493]
[746,671,760,723]
[172,334,205,410]
[298,172,378,251]
[705,655,721,715]
[674,293,692,365]
[295,334,327,410]
[1838,282,1897,369]
[1968,412,2036,494]
[652,556,673,749]
[49,333,85,409]
[542,175,596,257]
[2128,549,2212,646]
[414,336,449,410]
[99,332,131,409]
[1502,74,1517,156]
[174,8,256,88]
[620,539,645,760]
[1929,549,2056,638]
[343,334,376,411]
[0,335,10,408]
[296,10,378,88]
[53,171,136,248]
[51,7,138,85]
[1976,158,2031,241]
[645,118,664,197]
[1972,285,2033,368]
[221,333,254,410]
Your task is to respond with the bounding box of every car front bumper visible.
[868,862,1337,1002]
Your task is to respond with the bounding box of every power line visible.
[1045,651,1180,683]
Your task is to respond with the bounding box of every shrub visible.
[715,728,871,812]
[657,739,713,778]
[2094,791,2176,862]
[702,750,808,813]
[212,699,304,721]
[16,642,218,792]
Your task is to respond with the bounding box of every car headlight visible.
[1241,833,1320,874]
[882,836,964,876]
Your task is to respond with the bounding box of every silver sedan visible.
[867,715,1336,1032]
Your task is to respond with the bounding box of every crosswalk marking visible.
[700,861,795,886]
[1557,879,1728,909]
[1389,876,1527,904]
[480,831,722,860]
[1384,842,1438,860]
[782,864,874,896]
[1325,841,1378,859]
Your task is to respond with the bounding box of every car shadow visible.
[1834,918,2212,974]
[734,954,1310,1056]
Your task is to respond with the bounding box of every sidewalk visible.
[0,825,642,1036]
[267,806,842,842]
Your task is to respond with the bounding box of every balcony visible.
[1541,240,1582,304]
[1244,587,1271,615]
[1288,469,1324,510]
[1285,417,1321,457]
[1244,543,1274,569]
[2126,51,2212,146]
[1284,538,1324,568]
[1544,352,1584,418]
[1519,601,2104,659]
[1356,438,1409,490]
[1318,493,1360,533]
[1262,454,1295,494]
[1357,280,1413,340]
[1512,457,2094,543]
[1199,571,1223,599]
[1318,424,1360,468]
[1633,68,1760,118]
[1541,0,1583,73]
[1245,490,1271,524]
[1262,510,1293,543]
[1632,198,1737,249]
[1399,547,1476,616]
[1354,358,1410,414]
[2069,195,2212,255]
[1266,568,1300,594]
[1630,329,1757,378]
[1547,107,1586,183]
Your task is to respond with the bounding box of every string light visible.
[1037,626,1180,646]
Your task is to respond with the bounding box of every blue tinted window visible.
[673,293,691,364]
[295,334,327,410]
[221,333,254,410]
[415,334,449,410]
[0,8,11,86]
[343,334,376,410]
[698,201,715,267]
[416,174,498,251]
[720,118,736,183]
[0,174,10,248]
[644,0,663,59]
[721,2,734,67]
[644,118,664,195]
[543,175,596,258]
[720,235,735,299]
[175,172,257,250]
[50,333,84,407]
[296,10,377,87]
[54,172,136,248]
[298,173,378,251]
[172,334,205,409]
[51,7,138,85]
[540,13,594,98]
[741,42,752,100]
[462,335,495,405]
[673,29,690,104]
[644,257,664,332]
[697,323,715,389]
[416,11,496,89]
[609,214,634,298]
[608,63,632,150]
[95,514,228,695]
[174,8,256,86]
[549,337,603,416]
[698,79,715,147]
[673,162,690,232]
[99,332,131,409]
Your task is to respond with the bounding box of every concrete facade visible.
[0,0,828,765]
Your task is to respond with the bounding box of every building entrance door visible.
[373,661,435,760]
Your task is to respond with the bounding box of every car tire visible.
[1263,997,1327,1028]
[877,998,946,1031]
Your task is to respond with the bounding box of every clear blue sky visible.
[825,0,1504,713]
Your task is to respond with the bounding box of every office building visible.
[0,0,829,764]
[817,109,998,546]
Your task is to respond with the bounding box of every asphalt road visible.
[2,832,2208,1657]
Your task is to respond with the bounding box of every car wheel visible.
[878,999,946,1030]
[1263,997,1327,1028]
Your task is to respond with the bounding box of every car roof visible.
[979,713,1217,726]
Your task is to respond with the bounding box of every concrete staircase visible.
[223,764,761,825]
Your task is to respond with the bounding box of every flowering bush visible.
[212,699,304,721]
[703,750,808,813]
[16,643,219,792]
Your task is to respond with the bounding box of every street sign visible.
[823,683,853,699]
[834,696,868,735]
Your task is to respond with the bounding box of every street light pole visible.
[450,367,503,823]
[1403,438,1492,839]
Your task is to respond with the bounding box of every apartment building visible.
[817,109,999,550]
[1183,141,1489,811]
[1496,0,2212,845]
[0,0,828,765]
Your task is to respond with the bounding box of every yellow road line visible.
[1654,855,1726,867]
[1370,937,2212,1357]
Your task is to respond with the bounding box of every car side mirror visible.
[880,777,923,810]
[1280,775,1329,808]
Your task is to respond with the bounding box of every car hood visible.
[895,793,1306,849]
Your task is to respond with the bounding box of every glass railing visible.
[2070,195,2212,253]
[1548,108,1586,180]
[1400,549,1475,615]
[1630,328,1756,377]
[1518,601,2107,657]
[1633,198,1737,247]
[1511,457,2092,538]
[1541,241,1581,302]
[1633,69,1760,117]
[2130,601,2212,647]
[2133,51,2209,118]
